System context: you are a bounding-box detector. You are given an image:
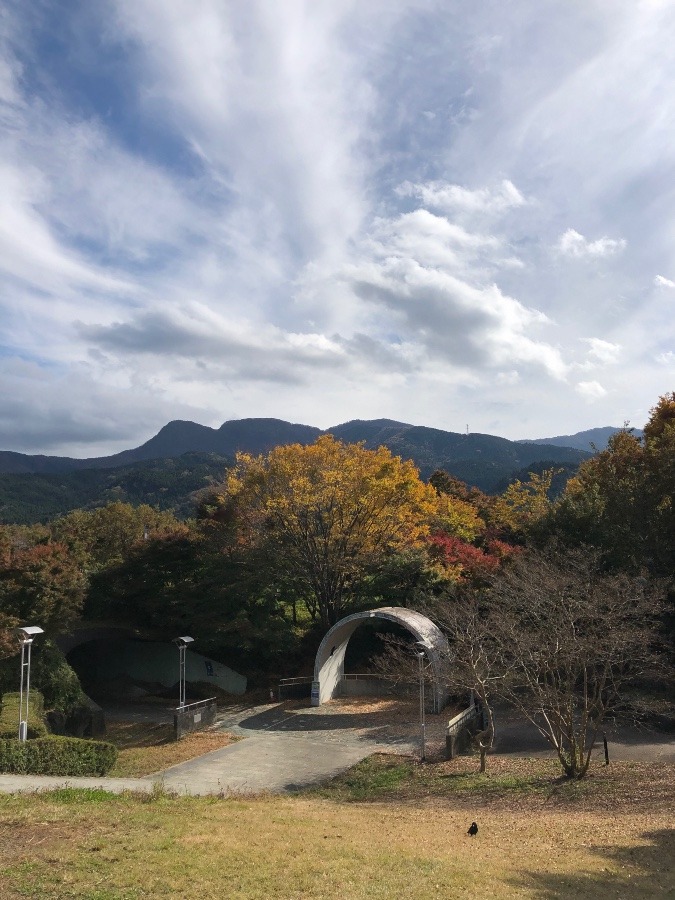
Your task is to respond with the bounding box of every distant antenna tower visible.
[466,424,469,436]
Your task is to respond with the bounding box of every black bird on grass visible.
[467,822,478,836]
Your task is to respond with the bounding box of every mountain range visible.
[520,426,643,453]
[0,417,627,524]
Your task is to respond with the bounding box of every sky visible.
[2,0,675,457]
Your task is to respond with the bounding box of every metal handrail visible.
[342,673,415,681]
[447,705,479,736]
[174,697,216,712]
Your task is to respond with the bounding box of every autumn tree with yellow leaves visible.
[214,435,440,626]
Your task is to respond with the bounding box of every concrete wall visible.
[337,676,416,699]
[313,607,451,712]
[446,706,481,759]
[174,699,218,740]
[79,639,246,696]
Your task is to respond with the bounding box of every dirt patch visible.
[310,696,460,741]
[107,721,238,777]
[0,821,58,859]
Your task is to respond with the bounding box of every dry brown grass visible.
[313,752,675,816]
[0,696,671,897]
[0,787,672,899]
[106,720,237,777]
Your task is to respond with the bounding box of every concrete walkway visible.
[0,700,423,797]
[0,774,154,794]
[0,700,672,797]
[156,701,422,795]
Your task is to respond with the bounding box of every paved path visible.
[0,700,672,797]
[0,701,425,798]
[492,707,675,763]
[156,701,422,795]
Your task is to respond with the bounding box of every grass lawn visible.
[0,755,672,898]
[105,721,237,777]
[310,752,675,809]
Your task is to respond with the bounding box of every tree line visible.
[0,394,673,776]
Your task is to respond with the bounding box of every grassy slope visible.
[0,755,672,898]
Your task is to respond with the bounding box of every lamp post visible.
[173,636,194,708]
[16,626,43,742]
[415,642,427,763]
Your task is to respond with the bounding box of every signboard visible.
[311,681,321,706]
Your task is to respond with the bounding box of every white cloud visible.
[4,2,675,452]
[557,229,626,259]
[110,0,380,271]
[312,187,569,382]
[397,179,526,217]
[582,338,621,365]
[576,380,607,400]
[0,163,136,297]
[496,370,520,385]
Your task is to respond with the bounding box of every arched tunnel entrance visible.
[58,627,246,702]
[313,607,450,713]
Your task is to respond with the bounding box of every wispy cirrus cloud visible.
[557,229,626,259]
[396,179,527,217]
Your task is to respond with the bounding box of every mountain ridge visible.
[0,417,604,524]
[519,426,644,453]
[0,417,592,481]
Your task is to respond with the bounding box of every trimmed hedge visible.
[0,691,48,740]
[0,735,118,776]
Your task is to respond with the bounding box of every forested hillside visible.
[0,394,672,779]
[0,418,592,523]
[0,453,230,524]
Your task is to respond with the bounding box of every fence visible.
[174,697,217,740]
[278,677,314,701]
[340,673,418,700]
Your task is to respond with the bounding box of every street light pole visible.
[16,626,43,742]
[173,636,194,709]
[415,643,427,763]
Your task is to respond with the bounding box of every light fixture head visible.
[173,636,195,647]
[16,625,44,640]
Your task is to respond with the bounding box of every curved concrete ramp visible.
[313,607,450,712]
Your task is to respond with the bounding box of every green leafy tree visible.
[491,469,556,541]
[51,502,185,573]
[88,523,295,679]
[549,429,646,566]
[642,393,675,574]
[541,410,675,576]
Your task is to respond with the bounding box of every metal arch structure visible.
[312,606,450,713]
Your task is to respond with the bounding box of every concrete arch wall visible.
[60,628,246,696]
[313,607,450,713]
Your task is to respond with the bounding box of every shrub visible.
[0,691,48,739]
[0,735,118,776]
[31,641,89,712]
